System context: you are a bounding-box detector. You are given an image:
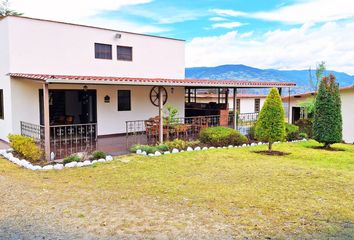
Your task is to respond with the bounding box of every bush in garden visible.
[299,132,308,139]
[199,126,247,147]
[8,134,42,162]
[130,144,159,154]
[285,123,299,141]
[255,88,285,151]
[313,74,342,148]
[295,119,313,138]
[165,139,187,151]
[156,144,169,152]
[63,154,82,164]
[91,151,106,160]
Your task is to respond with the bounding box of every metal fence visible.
[21,122,97,160]
[126,113,258,147]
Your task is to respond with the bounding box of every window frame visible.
[94,43,112,60]
[254,98,260,112]
[117,90,131,111]
[117,45,133,61]
[0,89,4,119]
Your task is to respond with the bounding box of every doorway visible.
[292,107,301,124]
[39,89,97,125]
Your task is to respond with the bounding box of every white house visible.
[282,85,354,143]
[0,16,295,160]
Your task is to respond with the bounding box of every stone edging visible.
[0,149,113,171]
[135,139,308,157]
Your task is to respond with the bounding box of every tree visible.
[313,74,342,148]
[255,88,285,151]
[0,0,22,16]
[308,61,326,92]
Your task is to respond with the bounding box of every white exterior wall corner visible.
[0,18,13,141]
[341,89,354,143]
[7,17,185,79]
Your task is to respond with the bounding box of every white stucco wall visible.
[6,16,185,79]
[10,79,185,136]
[0,18,13,141]
[341,88,354,143]
[284,89,354,143]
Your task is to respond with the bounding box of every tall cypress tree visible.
[313,74,342,148]
[255,88,285,151]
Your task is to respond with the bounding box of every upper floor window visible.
[95,43,112,59]
[0,90,4,119]
[118,90,131,111]
[117,46,133,61]
[255,99,260,112]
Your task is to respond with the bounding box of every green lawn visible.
[1,141,353,239]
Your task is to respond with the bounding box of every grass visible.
[1,140,353,239]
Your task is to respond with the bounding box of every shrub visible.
[8,134,42,162]
[299,132,308,139]
[165,139,187,151]
[313,74,342,148]
[130,144,158,154]
[185,140,200,148]
[248,126,256,140]
[255,88,285,151]
[91,150,106,160]
[285,123,299,141]
[295,119,313,138]
[63,154,82,164]
[156,144,169,152]
[199,126,247,147]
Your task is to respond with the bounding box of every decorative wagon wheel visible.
[149,86,168,107]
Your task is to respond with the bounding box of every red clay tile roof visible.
[9,73,296,88]
[282,85,354,100]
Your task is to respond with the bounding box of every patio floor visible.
[97,134,148,156]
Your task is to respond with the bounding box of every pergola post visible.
[43,83,51,161]
[158,86,164,143]
[233,88,237,130]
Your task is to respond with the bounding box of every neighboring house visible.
[0,16,295,160]
[282,85,354,143]
[195,93,267,113]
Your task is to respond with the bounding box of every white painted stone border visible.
[135,139,308,157]
[0,149,114,171]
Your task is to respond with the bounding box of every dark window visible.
[117,46,133,61]
[95,43,112,59]
[118,90,131,111]
[0,90,3,119]
[255,99,260,112]
[236,99,240,112]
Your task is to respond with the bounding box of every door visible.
[292,107,301,124]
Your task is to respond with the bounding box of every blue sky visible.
[11,0,354,74]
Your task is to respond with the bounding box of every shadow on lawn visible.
[252,150,291,156]
[305,145,346,152]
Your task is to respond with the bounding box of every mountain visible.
[185,64,354,94]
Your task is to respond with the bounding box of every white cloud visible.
[186,22,354,74]
[212,21,244,29]
[9,0,168,33]
[210,9,247,17]
[212,0,354,24]
[252,0,354,24]
[240,31,253,38]
[209,17,227,22]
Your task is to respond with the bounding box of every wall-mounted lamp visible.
[104,95,110,103]
[115,33,122,39]
[171,87,174,94]
[83,85,88,92]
